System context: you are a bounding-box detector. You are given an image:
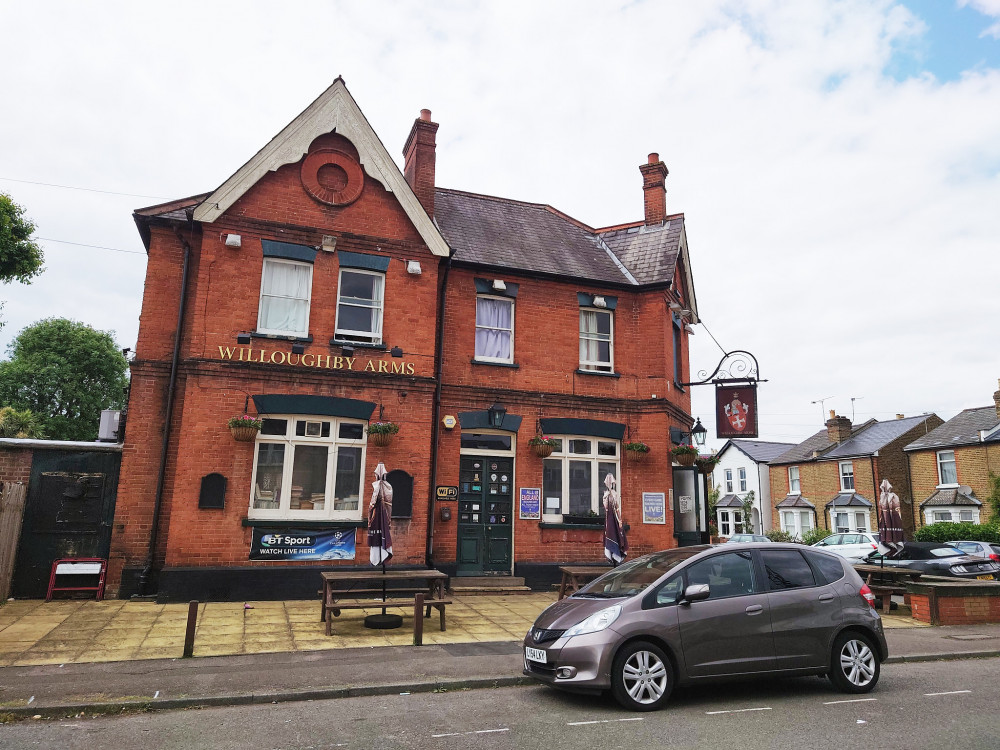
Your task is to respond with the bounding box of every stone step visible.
[449,585,534,596]
[449,576,534,596]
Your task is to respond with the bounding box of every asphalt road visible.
[2,657,998,749]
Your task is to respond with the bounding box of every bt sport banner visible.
[250,527,357,561]
[715,383,759,439]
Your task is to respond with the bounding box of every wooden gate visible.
[0,482,28,601]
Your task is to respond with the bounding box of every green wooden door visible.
[457,456,513,575]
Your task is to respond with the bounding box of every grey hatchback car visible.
[524,543,888,711]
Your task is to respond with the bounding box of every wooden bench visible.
[323,595,453,640]
[868,584,906,613]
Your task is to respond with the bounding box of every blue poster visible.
[642,493,666,525]
[250,527,357,560]
[519,487,541,520]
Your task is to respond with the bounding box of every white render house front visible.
[711,439,794,536]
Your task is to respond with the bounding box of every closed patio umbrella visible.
[366,462,399,629]
[603,473,628,565]
[878,479,904,553]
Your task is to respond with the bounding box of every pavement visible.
[2,593,1000,720]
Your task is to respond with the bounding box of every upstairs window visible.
[475,296,514,363]
[738,467,747,492]
[788,466,801,494]
[937,450,957,486]
[579,309,613,372]
[335,269,384,344]
[258,258,313,337]
[725,469,734,494]
[839,461,854,491]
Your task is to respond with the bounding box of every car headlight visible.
[563,605,622,638]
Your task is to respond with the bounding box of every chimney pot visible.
[993,378,1000,419]
[420,108,432,122]
[648,152,659,164]
[829,409,835,419]
[896,413,905,419]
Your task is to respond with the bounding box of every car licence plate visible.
[525,646,547,663]
[976,574,994,580]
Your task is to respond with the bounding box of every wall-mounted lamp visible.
[341,345,355,357]
[224,234,242,249]
[321,235,337,252]
[291,343,306,355]
[669,301,682,312]
[593,296,607,309]
[440,505,452,522]
[487,400,507,429]
[237,332,252,345]
[406,260,422,275]
[492,279,506,292]
[670,417,708,447]
[390,346,404,358]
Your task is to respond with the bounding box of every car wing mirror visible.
[680,583,710,605]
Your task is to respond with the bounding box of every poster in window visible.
[715,383,759,438]
[250,527,356,560]
[519,487,541,520]
[643,492,666,524]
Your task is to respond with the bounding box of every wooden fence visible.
[0,482,27,601]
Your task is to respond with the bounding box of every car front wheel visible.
[610,640,673,711]
[829,632,880,693]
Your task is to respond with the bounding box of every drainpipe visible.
[136,226,192,596]
[425,253,453,568]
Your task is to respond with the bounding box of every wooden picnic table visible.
[853,563,923,613]
[557,565,609,600]
[320,569,450,638]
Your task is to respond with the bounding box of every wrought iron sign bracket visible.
[679,349,766,388]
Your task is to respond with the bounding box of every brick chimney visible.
[403,108,439,218]
[639,153,668,226]
[826,410,852,443]
[994,378,1000,419]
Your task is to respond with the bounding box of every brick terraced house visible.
[109,79,706,600]
[904,381,1000,527]
[768,411,942,539]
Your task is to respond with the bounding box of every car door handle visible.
[745,604,764,615]
[818,593,835,602]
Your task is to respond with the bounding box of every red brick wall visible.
[910,590,1000,625]
[0,446,32,487]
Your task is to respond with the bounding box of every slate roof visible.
[823,493,872,509]
[723,439,796,464]
[434,188,684,287]
[905,407,1000,451]
[776,495,815,509]
[716,494,744,508]
[824,415,935,459]
[919,487,981,508]
[769,420,877,465]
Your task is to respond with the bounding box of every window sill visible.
[471,359,520,369]
[329,339,386,350]
[251,331,314,343]
[539,521,603,530]
[242,518,368,529]
[575,368,621,379]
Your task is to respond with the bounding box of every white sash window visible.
[475,296,514,362]
[257,259,312,337]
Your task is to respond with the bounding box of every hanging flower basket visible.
[624,441,650,462]
[528,435,558,458]
[228,414,262,442]
[367,421,400,447]
[696,457,719,475]
[672,445,699,466]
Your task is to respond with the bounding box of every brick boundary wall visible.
[907,580,1000,625]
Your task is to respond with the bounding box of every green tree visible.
[987,472,1000,523]
[0,193,44,284]
[740,490,756,534]
[0,406,45,438]
[0,318,128,441]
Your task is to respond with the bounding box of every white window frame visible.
[257,258,313,338]
[248,414,368,521]
[788,466,800,494]
[718,509,742,537]
[474,294,515,364]
[738,467,747,492]
[334,268,384,345]
[936,450,958,487]
[839,461,855,492]
[780,510,813,539]
[579,308,614,372]
[725,469,734,494]
[541,436,620,521]
[853,510,869,533]
[925,507,981,525]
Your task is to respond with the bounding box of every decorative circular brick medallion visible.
[301,149,364,206]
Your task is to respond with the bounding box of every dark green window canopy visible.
[253,394,376,420]
[539,418,625,440]
[458,410,523,432]
[577,292,618,310]
[474,278,519,298]
[261,239,318,263]
[338,251,391,272]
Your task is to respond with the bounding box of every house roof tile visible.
[905,407,1000,451]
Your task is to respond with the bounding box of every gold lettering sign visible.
[217,346,415,375]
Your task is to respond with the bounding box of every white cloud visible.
[1,0,998,443]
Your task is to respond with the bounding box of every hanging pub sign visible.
[715,383,759,439]
[249,527,356,560]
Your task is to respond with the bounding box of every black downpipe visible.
[136,229,192,596]
[425,254,453,568]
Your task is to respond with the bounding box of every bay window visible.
[249,415,367,520]
[781,510,813,539]
[542,437,619,519]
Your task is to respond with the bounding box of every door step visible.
[449,576,533,596]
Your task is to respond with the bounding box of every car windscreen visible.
[575,548,705,598]
[930,547,965,558]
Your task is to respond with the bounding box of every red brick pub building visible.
[110,79,705,600]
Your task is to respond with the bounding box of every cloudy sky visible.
[1,0,998,446]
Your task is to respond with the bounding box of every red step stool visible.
[45,558,107,602]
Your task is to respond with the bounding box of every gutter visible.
[425,253,453,568]
[136,224,193,596]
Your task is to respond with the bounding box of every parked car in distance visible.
[724,534,770,543]
[951,541,1000,562]
[524,543,888,711]
[864,541,1000,580]
[811,532,885,562]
